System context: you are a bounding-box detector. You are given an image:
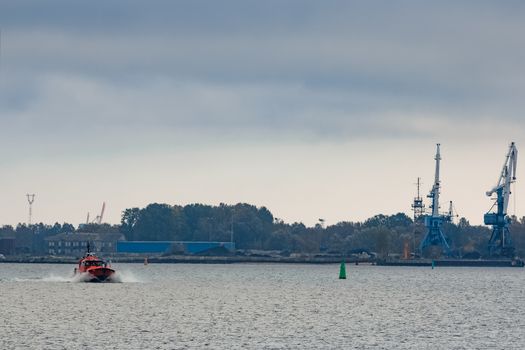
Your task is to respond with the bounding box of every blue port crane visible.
[484,142,518,257]
[420,144,453,255]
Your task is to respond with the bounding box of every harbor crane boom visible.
[95,202,106,225]
[484,142,518,257]
[420,144,452,255]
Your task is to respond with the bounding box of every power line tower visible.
[26,194,35,226]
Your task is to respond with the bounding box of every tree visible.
[61,223,76,233]
[121,207,140,240]
[132,203,179,241]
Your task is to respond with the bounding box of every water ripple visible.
[0,264,524,349]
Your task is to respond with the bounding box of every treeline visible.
[2,202,525,257]
[120,202,525,257]
[120,203,274,248]
[0,222,120,254]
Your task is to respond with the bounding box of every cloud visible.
[0,0,525,227]
[1,1,525,225]
[1,1,524,128]
[1,73,523,164]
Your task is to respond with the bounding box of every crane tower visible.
[420,144,452,255]
[484,142,517,257]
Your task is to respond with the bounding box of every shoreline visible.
[1,255,523,267]
[0,255,371,265]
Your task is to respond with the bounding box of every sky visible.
[0,1,524,227]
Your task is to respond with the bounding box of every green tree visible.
[120,207,141,240]
[133,203,179,241]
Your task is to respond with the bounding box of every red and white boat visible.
[74,244,115,282]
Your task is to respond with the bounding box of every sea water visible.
[0,263,524,349]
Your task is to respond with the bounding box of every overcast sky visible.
[0,1,524,226]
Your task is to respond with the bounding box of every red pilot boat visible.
[74,244,115,282]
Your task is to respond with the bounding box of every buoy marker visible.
[339,260,346,279]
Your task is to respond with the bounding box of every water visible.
[0,263,524,349]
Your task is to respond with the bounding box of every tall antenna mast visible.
[26,194,35,226]
[412,177,425,220]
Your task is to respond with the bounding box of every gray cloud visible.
[1,73,523,164]
[1,1,525,225]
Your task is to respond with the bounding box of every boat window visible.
[83,260,104,267]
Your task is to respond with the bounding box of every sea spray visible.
[69,268,141,283]
[40,274,73,283]
[13,274,71,283]
[11,271,139,283]
[112,270,141,283]
[7,266,142,283]
[71,272,95,283]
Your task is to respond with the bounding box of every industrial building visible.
[45,232,124,256]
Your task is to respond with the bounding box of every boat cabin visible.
[81,260,106,267]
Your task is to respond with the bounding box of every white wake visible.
[10,269,141,283]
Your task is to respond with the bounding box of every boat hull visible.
[74,249,116,282]
[81,267,116,282]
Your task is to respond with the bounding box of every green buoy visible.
[339,261,346,279]
[431,260,435,269]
